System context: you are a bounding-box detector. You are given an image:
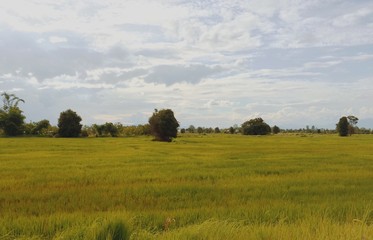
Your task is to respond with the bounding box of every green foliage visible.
[0,92,26,136]
[197,127,203,134]
[24,119,51,136]
[337,116,349,137]
[148,109,179,142]
[93,123,119,137]
[242,118,271,135]
[272,125,280,134]
[1,92,24,111]
[0,107,25,136]
[347,115,359,135]
[187,125,195,133]
[57,109,82,137]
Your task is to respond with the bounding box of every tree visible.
[229,126,235,134]
[0,92,26,136]
[272,125,280,134]
[241,118,271,135]
[33,119,51,135]
[347,115,359,135]
[103,122,118,137]
[58,109,82,137]
[187,125,195,133]
[197,127,203,134]
[1,92,24,111]
[336,116,349,137]
[148,109,179,142]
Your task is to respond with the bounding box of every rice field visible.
[0,134,372,239]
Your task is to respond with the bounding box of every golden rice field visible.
[0,134,372,239]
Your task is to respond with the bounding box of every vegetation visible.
[272,125,281,134]
[92,122,119,137]
[347,115,359,135]
[242,117,271,135]
[149,109,179,142]
[58,109,83,137]
[0,92,25,136]
[1,92,372,138]
[0,134,372,239]
[24,119,52,136]
[337,116,349,136]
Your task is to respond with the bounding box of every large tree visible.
[148,109,179,142]
[58,109,82,137]
[242,118,271,135]
[336,116,349,137]
[0,92,26,136]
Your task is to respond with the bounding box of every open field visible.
[0,134,372,239]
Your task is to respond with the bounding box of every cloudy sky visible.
[1,0,372,129]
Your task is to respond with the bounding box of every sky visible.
[0,0,372,129]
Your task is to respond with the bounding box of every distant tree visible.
[57,109,82,137]
[347,115,359,135]
[214,127,220,133]
[336,116,349,137]
[93,124,104,136]
[0,92,26,136]
[148,109,179,142]
[187,125,196,133]
[104,122,118,137]
[229,126,235,134]
[272,125,280,134]
[242,118,271,135]
[180,128,186,134]
[32,119,51,135]
[197,127,203,134]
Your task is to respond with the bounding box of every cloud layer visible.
[1,0,372,128]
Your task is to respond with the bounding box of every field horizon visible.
[0,134,372,239]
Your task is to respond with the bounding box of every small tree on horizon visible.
[148,109,179,142]
[242,118,271,135]
[57,109,82,137]
[272,125,280,134]
[336,116,349,137]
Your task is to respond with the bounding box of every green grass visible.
[0,134,372,239]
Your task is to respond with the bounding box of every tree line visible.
[0,92,370,141]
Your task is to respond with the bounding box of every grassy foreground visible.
[0,134,372,239]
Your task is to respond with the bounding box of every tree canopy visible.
[336,116,349,137]
[57,109,82,137]
[242,118,271,135]
[148,109,179,142]
[0,92,26,136]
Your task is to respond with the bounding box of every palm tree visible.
[1,92,25,112]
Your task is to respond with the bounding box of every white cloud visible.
[49,36,68,43]
[332,8,372,27]
[0,0,372,128]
